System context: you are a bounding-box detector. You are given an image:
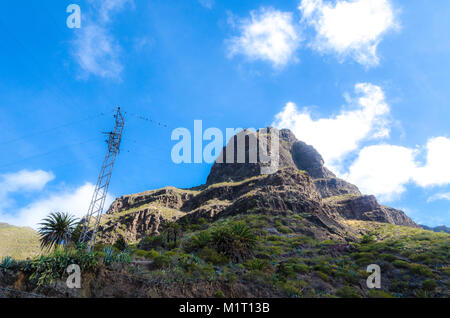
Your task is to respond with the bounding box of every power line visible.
[125,111,171,129]
[0,137,99,170]
[0,113,107,146]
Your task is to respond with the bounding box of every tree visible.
[164,221,182,247]
[38,212,79,251]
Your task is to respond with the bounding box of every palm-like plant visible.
[38,212,79,251]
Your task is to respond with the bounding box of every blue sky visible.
[0,0,449,228]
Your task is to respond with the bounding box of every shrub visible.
[360,235,376,244]
[336,286,362,298]
[421,279,438,291]
[133,249,159,259]
[188,231,212,251]
[215,290,225,298]
[0,256,16,272]
[379,253,397,262]
[28,247,98,286]
[153,252,173,269]
[177,254,202,273]
[293,263,310,274]
[245,259,271,272]
[103,246,116,266]
[368,290,395,298]
[116,249,132,264]
[113,236,128,251]
[198,247,228,265]
[393,260,411,269]
[410,264,434,278]
[139,235,165,250]
[316,271,329,282]
[210,223,257,262]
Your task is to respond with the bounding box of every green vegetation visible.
[104,213,448,298]
[1,243,134,286]
[0,224,42,260]
[38,212,79,250]
[2,210,449,298]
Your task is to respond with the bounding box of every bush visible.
[336,286,362,298]
[393,260,411,269]
[153,252,173,269]
[410,264,434,278]
[133,249,159,259]
[245,259,271,272]
[360,235,376,244]
[139,235,165,250]
[188,232,212,251]
[368,290,395,298]
[422,279,438,291]
[210,223,257,262]
[113,236,128,251]
[379,253,397,262]
[215,290,225,298]
[28,247,98,286]
[0,256,16,272]
[316,271,329,282]
[198,247,228,265]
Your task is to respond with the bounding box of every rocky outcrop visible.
[207,128,335,184]
[327,195,418,228]
[97,127,417,245]
[314,178,361,198]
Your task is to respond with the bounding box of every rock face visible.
[97,128,417,245]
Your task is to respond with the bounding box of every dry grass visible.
[0,223,43,260]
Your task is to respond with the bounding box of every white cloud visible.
[72,0,133,79]
[73,25,124,79]
[273,83,390,169]
[199,0,215,9]
[8,183,113,230]
[96,0,133,23]
[0,170,113,229]
[342,145,417,201]
[415,137,450,187]
[227,8,301,68]
[299,0,397,66]
[0,170,54,197]
[343,137,450,201]
[428,192,450,203]
[273,83,450,202]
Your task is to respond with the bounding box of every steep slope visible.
[0,223,42,260]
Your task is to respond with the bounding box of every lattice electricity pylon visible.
[80,107,125,251]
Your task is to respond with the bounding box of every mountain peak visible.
[207,127,335,184]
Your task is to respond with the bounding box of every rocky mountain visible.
[96,128,417,245]
[2,128,448,299]
[420,225,450,234]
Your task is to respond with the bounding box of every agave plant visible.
[38,212,79,251]
[103,246,116,265]
[0,256,16,272]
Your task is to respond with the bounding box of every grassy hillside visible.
[128,213,449,298]
[0,223,42,260]
[0,215,448,298]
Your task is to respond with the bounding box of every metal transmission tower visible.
[80,107,125,251]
